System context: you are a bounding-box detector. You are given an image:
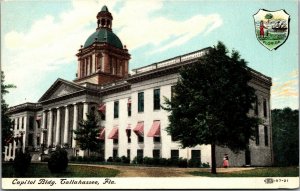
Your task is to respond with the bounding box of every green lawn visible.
[2,163,119,177]
[189,167,299,177]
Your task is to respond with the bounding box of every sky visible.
[1,0,298,110]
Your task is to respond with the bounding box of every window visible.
[171,135,177,142]
[113,139,119,144]
[113,149,118,158]
[254,96,258,116]
[137,149,144,158]
[128,98,132,117]
[138,92,144,112]
[126,129,131,143]
[255,125,260,145]
[153,89,160,110]
[191,150,201,161]
[138,135,144,143]
[37,136,40,146]
[36,120,41,129]
[21,117,24,129]
[28,133,33,146]
[263,99,267,118]
[171,150,179,160]
[264,126,269,146]
[154,136,161,143]
[29,116,34,130]
[114,101,119,118]
[17,118,19,130]
[153,150,160,158]
[127,149,130,159]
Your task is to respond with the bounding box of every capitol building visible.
[4,6,273,167]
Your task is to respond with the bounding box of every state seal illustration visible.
[254,9,290,50]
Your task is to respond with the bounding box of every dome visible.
[83,28,123,49]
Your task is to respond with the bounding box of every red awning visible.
[36,116,42,121]
[133,122,144,137]
[147,121,161,137]
[98,103,106,113]
[108,127,118,139]
[97,128,105,140]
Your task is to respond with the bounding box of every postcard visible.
[1,0,299,189]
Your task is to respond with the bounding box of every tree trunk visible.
[211,143,217,174]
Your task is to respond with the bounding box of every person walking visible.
[223,154,229,168]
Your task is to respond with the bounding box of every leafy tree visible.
[1,71,16,151]
[163,42,259,174]
[265,13,273,23]
[272,108,299,166]
[73,108,103,157]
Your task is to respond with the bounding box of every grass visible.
[2,163,119,177]
[189,167,299,177]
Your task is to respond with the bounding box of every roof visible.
[101,5,109,12]
[83,28,123,49]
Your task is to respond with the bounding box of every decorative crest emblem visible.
[253,9,290,50]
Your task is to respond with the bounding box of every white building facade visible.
[4,6,273,167]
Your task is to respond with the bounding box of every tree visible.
[265,13,273,23]
[163,42,259,174]
[272,108,299,166]
[73,108,103,157]
[1,71,16,151]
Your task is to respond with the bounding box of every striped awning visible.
[133,121,144,137]
[147,121,160,137]
[97,128,105,140]
[108,127,118,139]
[98,103,106,113]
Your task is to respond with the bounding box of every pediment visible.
[38,78,85,102]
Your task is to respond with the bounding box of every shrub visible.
[107,157,114,162]
[114,157,122,163]
[188,159,201,168]
[132,156,143,164]
[77,156,83,162]
[96,156,105,162]
[159,158,168,166]
[14,150,31,176]
[170,158,179,166]
[48,147,68,173]
[153,157,160,165]
[143,157,154,165]
[201,162,210,168]
[178,158,188,168]
[121,156,130,163]
[82,156,88,162]
[70,156,76,161]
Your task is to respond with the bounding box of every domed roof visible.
[101,5,109,12]
[83,28,123,49]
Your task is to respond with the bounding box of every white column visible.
[8,143,12,158]
[13,139,16,158]
[83,102,88,121]
[63,106,69,145]
[41,111,46,144]
[4,146,8,160]
[72,103,78,147]
[55,108,61,146]
[22,116,27,152]
[47,110,53,147]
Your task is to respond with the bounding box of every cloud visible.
[3,0,222,106]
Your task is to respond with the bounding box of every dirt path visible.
[69,163,255,177]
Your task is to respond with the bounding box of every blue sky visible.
[1,0,298,109]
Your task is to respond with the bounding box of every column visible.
[22,116,27,152]
[4,146,8,160]
[47,110,53,147]
[77,59,81,78]
[92,54,95,73]
[13,118,17,157]
[41,111,46,144]
[83,102,88,121]
[55,108,61,146]
[8,143,12,158]
[63,106,69,145]
[72,103,78,147]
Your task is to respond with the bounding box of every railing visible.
[132,48,210,74]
